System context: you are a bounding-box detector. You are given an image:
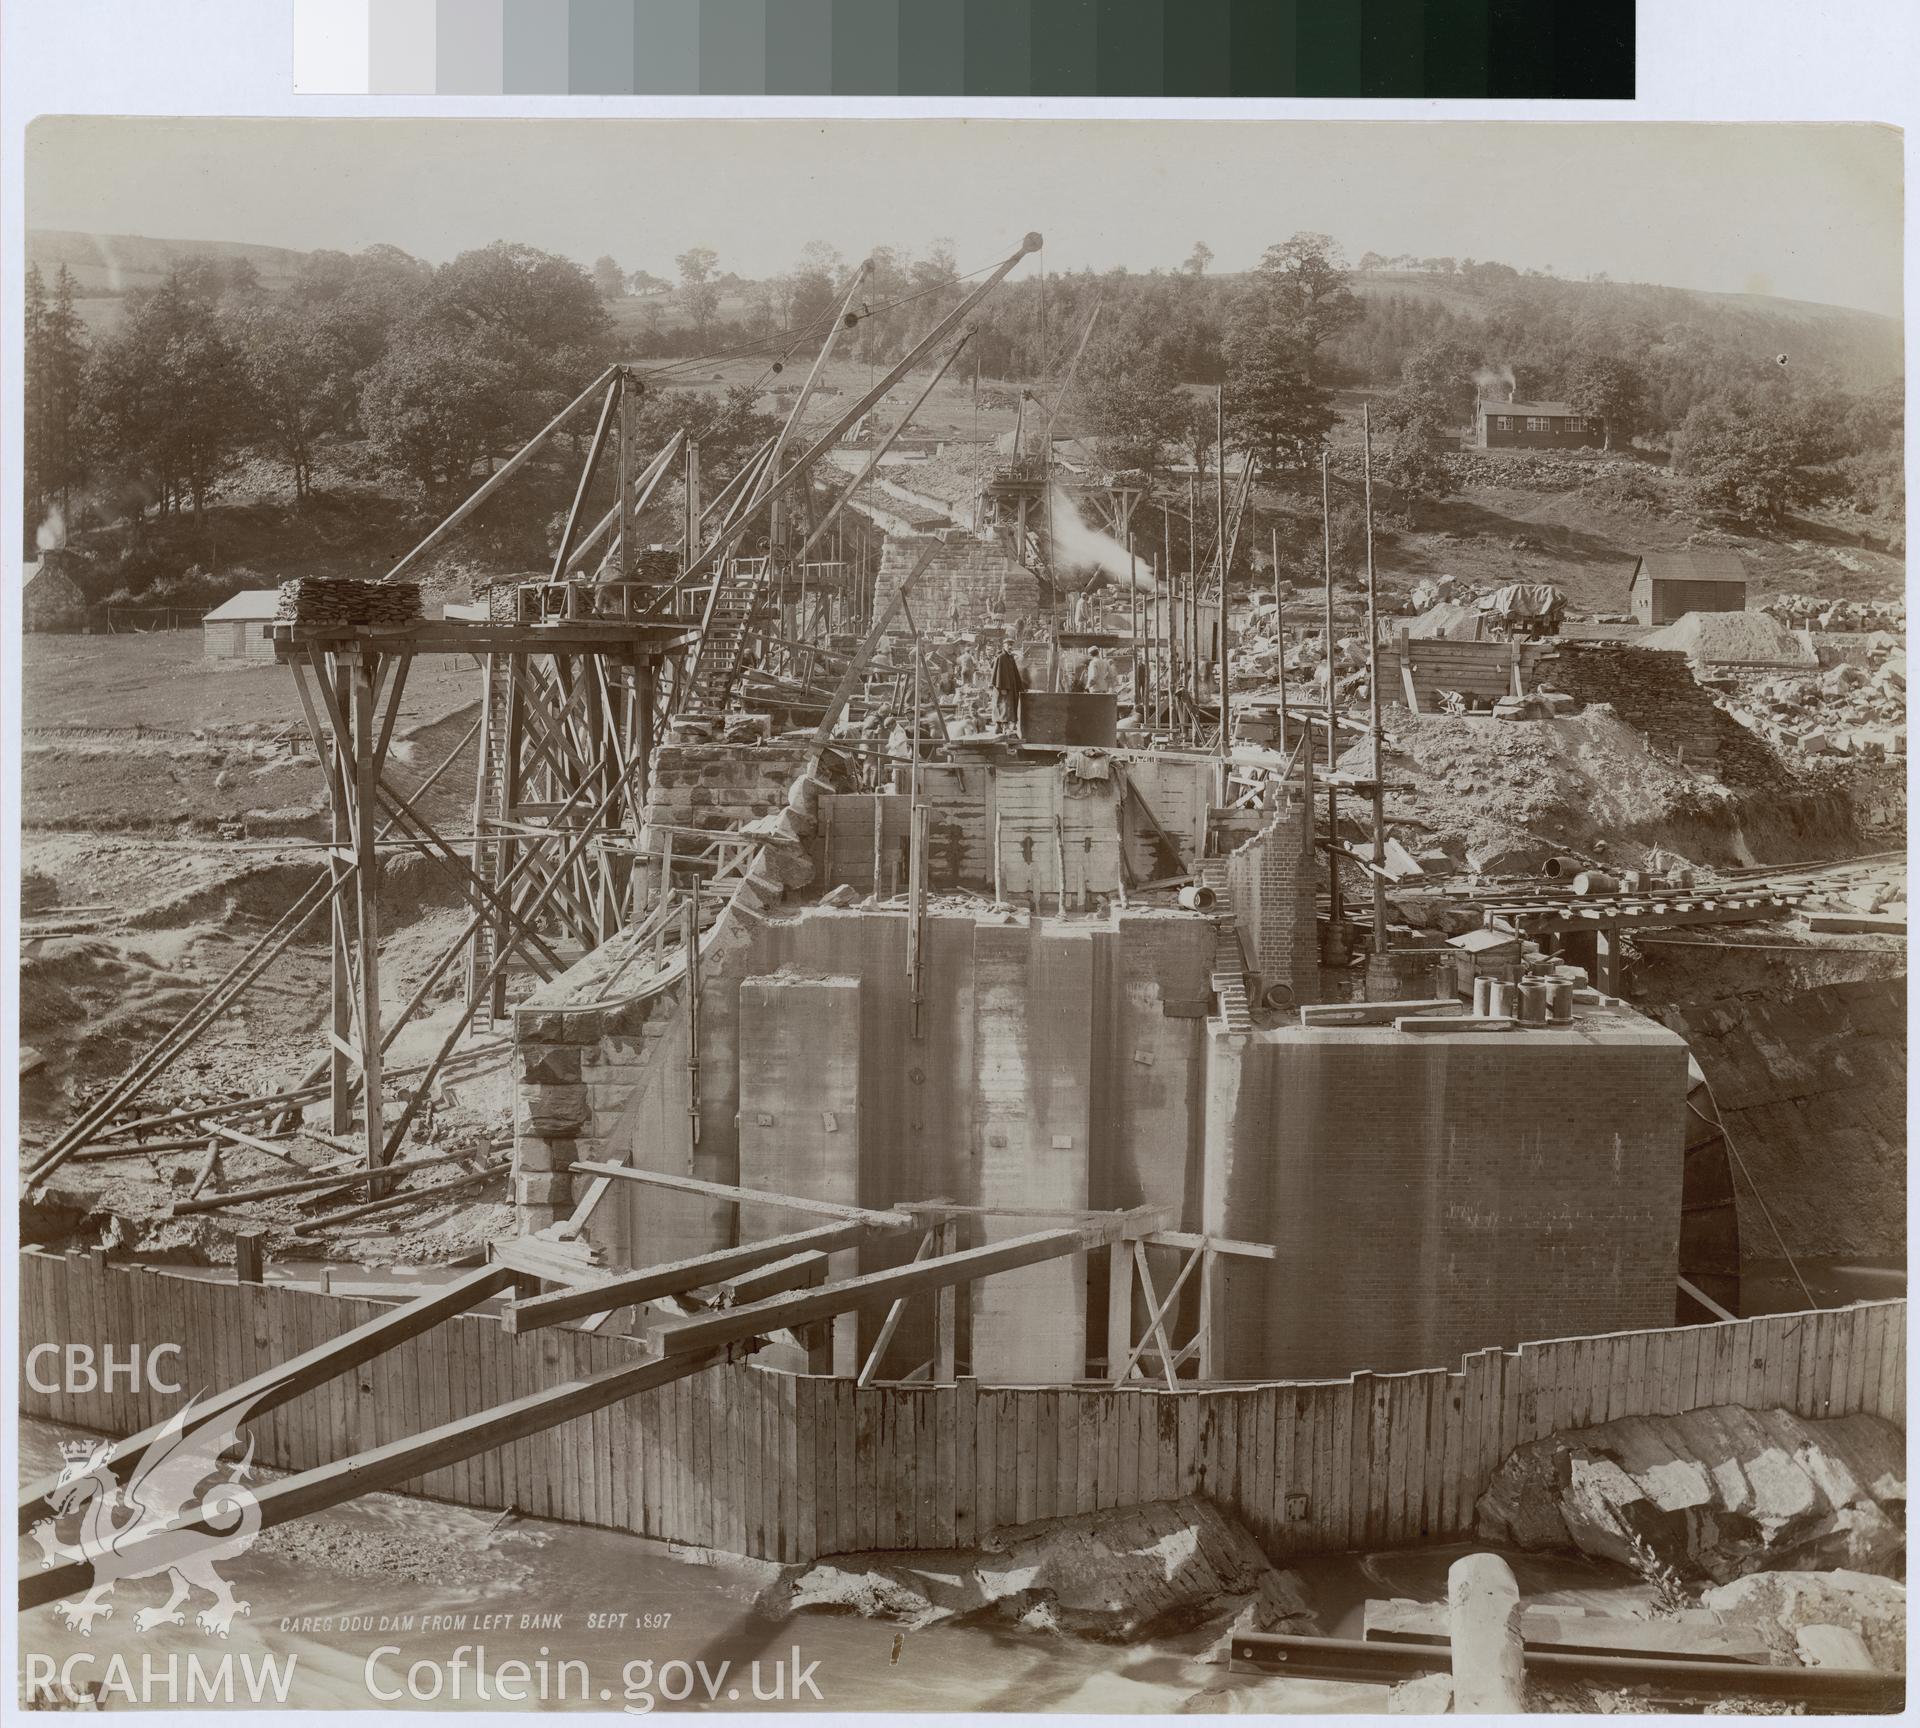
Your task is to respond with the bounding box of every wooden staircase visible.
[1201,859,1253,1033]
[683,556,772,713]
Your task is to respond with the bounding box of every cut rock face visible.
[1475,1406,1905,1584]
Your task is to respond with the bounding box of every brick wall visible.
[874,532,1049,636]
[1215,1006,1689,1379]
[1224,789,1321,1009]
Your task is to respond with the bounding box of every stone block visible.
[518,1042,581,1085]
[516,1170,574,1208]
[516,1135,575,1174]
[520,1083,590,1136]
[517,1203,561,1233]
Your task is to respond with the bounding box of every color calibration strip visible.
[294,1,1634,98]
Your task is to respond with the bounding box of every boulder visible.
[1475,1406,1905,1584]
[1703,1570,1906,1672]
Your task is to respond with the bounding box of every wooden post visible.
[1448,1552,1527,1714]
[1321,447,1344,960]
[1106,1239,1134,1380]
[328,655,353,1133]
[683,896,701,1148]
[908,803,928,1039]
[1197,1245,1216,1380]
[233,1227,265,1285]
[618,370,635,582]
[934,1221,958,1382]
[350,650,385,1174]
[1272,526,1287,756]
[1362,407,1387,954]
[1215,384,1229,761]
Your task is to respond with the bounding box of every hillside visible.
[26,228,310,294]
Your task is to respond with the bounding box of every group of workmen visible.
[951,638,1118,729]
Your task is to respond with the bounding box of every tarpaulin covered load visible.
[1480,583,1566,629]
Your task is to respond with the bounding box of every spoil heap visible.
[1639,609,1816,668]
[277,576,424,627]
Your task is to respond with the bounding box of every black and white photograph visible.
[6,108,1910,1715]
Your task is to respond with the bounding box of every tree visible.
[592,255,627,301]
[358,323,518,499]
[1376,339,1478,508]
[1220,234,1359,476]
[84,262,249,523]
[1249,233,1361,351]
[1076,335,1195,480]
[1183,242,1214,278]
[24,264,89,526]
[1398,339,1482,429]
[675,246,721,342]
[429,241,609,357]
[1671,391,1825,522]
[1565,352,1646,450]
[239,302,356,501]
[1222,317,1335,475]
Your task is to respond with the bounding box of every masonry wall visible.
[642,741,825,839]
[1209,1009,1690,1380]
[874,532,1049,636]
[514,904,1217,1379]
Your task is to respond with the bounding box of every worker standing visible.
[991,643,1025,730]
[1083,645,1115,695]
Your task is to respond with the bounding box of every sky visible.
[25,117,1905,317]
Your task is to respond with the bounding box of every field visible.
[21,629,481,735]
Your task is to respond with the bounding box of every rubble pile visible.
[1721,654,1906,762]
[275,576,424,628]
[1761,592,1905,632]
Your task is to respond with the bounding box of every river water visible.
[18,1418,1647,1714]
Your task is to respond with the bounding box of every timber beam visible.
[499,1215,920,1335]
[655,1211,1161,1357]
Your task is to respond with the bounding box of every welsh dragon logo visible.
[29,1395,264,1638]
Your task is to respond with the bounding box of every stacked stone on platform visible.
[276,577,425,627]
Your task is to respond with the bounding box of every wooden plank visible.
[854,1383,879,1551]
[1117,1382,1139,1508]
[1074,1387,1099,1517]
[997,1388,1020,1531]
[656,1222,1136,1356]
[1014,1391,1037,1526]
[503,1216,914,1333]
[953,1378,977,1546]
[834,1377,857,1553]
[973,1385,997,1541]
[897,1385,919,1550]
[1878,1304,1904,1425]
[1052,1388,1076,1521]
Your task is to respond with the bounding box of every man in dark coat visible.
[991,645,1025,729]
